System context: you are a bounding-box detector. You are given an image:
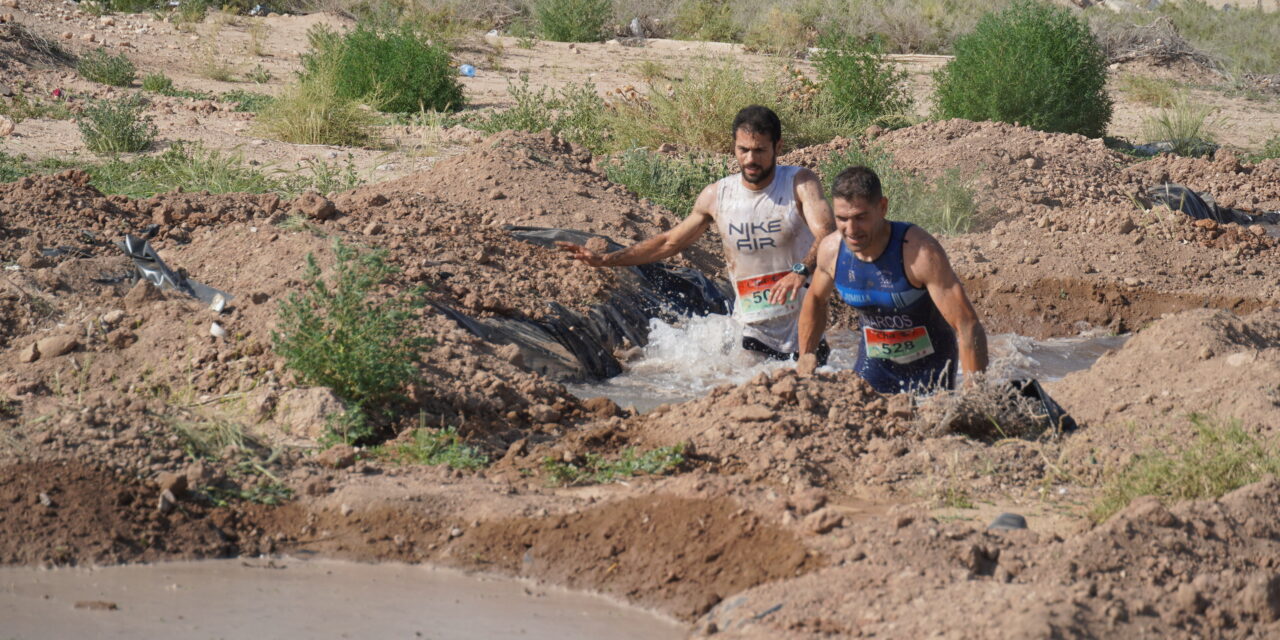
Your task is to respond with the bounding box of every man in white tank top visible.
[557,106,836,362]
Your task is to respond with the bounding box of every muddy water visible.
[0,558,684,640]
[568,315,1129,412]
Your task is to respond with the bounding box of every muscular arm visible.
[557,184,716,267]
[798,233,841,354]
[902,227,988,377]
[768,168,837,305]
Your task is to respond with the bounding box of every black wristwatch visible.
[792,262,811,277]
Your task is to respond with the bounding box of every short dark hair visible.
[731,105,781,144]
[832,166,883,202]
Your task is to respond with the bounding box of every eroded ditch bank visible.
[3,123,1280,638]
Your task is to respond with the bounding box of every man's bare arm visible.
[767,168,836,305]
[903,228,988,376]
[557,184,716,267]
[798,233,840,354]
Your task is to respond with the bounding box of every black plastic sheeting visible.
[433,226,730,382]
[1145,183,1280,226]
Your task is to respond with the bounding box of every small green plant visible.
[84,141,277,197]
[672,0,739,42]
[141,72,175,94]
[1090,416,1280,523]
[220,89,274,113]
[279,155,364,197]
[0,94,73,123]
[633,60,668,82]
[255,68,378,146]
[247,63,272,84]
[743,7,812,56]
[813,33,914,128]
[1141,93,1221,157]
[934,0,1112,138]
[542,443,687,486]
[474,75,607,151]
[196,36,237,82]
[819,145,976,236]
[246,18,269,56]
[379,425,489,470]
[272,240,430,443]
[604,149,731,216]
[301,23,465,113]
[77,94,157,154]
[1247,134,1280,163]
[1117,73,1178,108]
[532,0,612,42]
[76,48,137,87]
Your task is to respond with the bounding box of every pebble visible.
[36,335,77,359]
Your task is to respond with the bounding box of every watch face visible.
[793,263,807,275]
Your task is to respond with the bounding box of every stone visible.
[494,343,524,367]
[157,489,176,514]
[363,222,383,235]
[316,444,357,469]
[302,476,331,496]
[487,189,506,200]
[18,342,39,363]
[292,192,336,221]
[0,115,13,137]
[789,488,827,516]
[101,309,125,325]
[1175,584,1207,615]
[805,508,844,534]
[795,353,818,377]
[529,404,561,423]
[730,405,776,422]
[1227,352,1255,367]
[156,471,188,498]
[106,328,136,350]
[184,461,212,488]
[988,513,1028,531]
[99,15,115,25]
[582,396,620,418]
[886,394,913,419]
[123,280,164,308]
[770,377,797,400]
[275,387,346,439]
[16,252,51,269]
[36,335,77,359]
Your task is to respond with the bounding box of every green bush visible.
[813,34,914,127]
[86,141,277,197]
[255,65,378,146]
[1090,416,1280,523]
[542,443,687,486]
[0,94,73,123]
[533,0,612,42]
[378,425,489,470]
[76,94,156,154]
[604,149,730,216]
[141,72,174,94]
[473,76,607,152]
[1141,93,1220,157]
[301,23,464,113]
[934,0,1112,138]
[219,89,274,113]
[818,144,975,236]
[1248,134,1280,163]
[273,240,430,437]
[672,0,739,42]
[76,48,137,87]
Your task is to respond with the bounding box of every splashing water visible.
[570,314,1129,413]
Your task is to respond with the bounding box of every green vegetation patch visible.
[77,94,156,154]
[542,443,688,486]
[813,34,914,128]
[934,0,1112,138]
[470,76,607,152]
[377,426,489,470]
[818,145,976,236]
[302,23,464,113]
[533,0,612,42]
[1090,416,1280,523]
[76,48,136,87]
[0,94,74,123]
[603,149,731,216]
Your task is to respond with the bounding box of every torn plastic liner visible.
[117,233,232,306]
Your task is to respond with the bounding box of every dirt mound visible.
[0,23,73,70]
[1124,151,1280,212]
[0,461,242,566]
[701,478,1280,639]
[444,494,821,620]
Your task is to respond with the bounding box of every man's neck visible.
[853,220,893,262]
[740,167,776,192]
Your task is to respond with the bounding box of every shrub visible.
[86,141,277,197]
[533,0,612,42]
[378,425,488,470]
[818,144,976,236]
[742,7,811,55]
[603,149,730,216]
[76,94,156,153]
[0,94,73,123]
[141,72,174,94]
[272,240,430,437]
[76,48,137,87]
[1090,416,1280,523]
[934,0,1112,138]
[220,89,274,113]
[672,0,739,42]
[1117,73,1178,108]
[542,443,687,486]
[254,66,378,146]
[1247,134,1280,163]
[813,34,914,127]
[1141,93,1220,157]
[1154,0,1280,76]
[301,23,464,113]
[474,76,607,151]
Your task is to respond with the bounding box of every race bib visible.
[735,270,799,323]
[864,326,935,364]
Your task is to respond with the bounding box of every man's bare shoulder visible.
[691,181,720,222]
[816,231,843,270]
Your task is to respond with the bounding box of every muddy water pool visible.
[0,557,684,639]
[568,315,1129,412]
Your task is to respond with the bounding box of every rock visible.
[81,33,95,43]
[36,335,77,359]
[1124,496,1178,527]
[315,444,357,469]
[529,404,561,423]
[18,342,39,363]
[487,189,506,200]
[157,489,176,514]
[504,438,528,459]
[209,322,227,339]
[363,222,383,235]
[1227,352,1255,367]
[0,115,13,137]
[16,252,52,269]
[494,343,524,367]
[292,192,336,220]
[102,309,125,325]
[184,461,212,488]
[106,328,137,350]
[0,0,18,9]
[730,405,776,422]
[769,376,797,399]
[99,16,115,25]
[1175,584,1207,615]
[805,508,844,534]
[886,394,913,419]
[302,476,331,496]
[795,353,818,377]
[988,513,1028,531]
[1022,156,1042,170]
[123,280,164,308]
[275,387,346,439]
[156,471,188,498]
[789,488,827,516]
[582,396,620,418]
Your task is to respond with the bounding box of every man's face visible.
[835,195,889,252]
[733,128,780,185]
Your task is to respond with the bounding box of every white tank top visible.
[714,166,814,351]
